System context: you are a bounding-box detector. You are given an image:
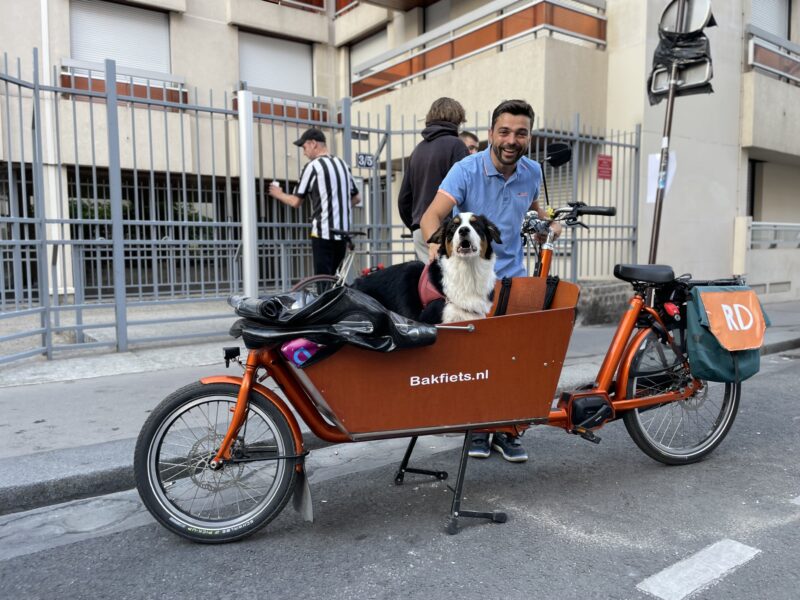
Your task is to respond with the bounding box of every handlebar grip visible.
[576,206,616,217]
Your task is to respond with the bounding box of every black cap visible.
[293,128,326,147]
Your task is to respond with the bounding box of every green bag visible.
[685,286,769,383]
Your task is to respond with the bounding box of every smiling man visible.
[419,99,562,462]
[421,99,560,278]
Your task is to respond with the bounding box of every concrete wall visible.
[748,248,800,301]
[603,0,747,279]
[756,162,800,222]
[742,71,800,158]
[355,35,607,134]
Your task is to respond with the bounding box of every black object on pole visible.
[646,0,716,264]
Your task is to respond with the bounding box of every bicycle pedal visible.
[570,427,602,444]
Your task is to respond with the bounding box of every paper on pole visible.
[647,152,676,204]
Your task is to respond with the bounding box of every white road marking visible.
[791,495,800,506]
[636,539,761,600]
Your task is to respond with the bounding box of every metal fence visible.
[0,50,638,363]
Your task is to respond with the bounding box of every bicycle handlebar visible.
[552,203,616,218]
[329,229,367,238]
[575,206,616,217]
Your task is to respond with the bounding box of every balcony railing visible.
[351,0,606,100]
[237,85,330,122]
[263,0,326,13]
[335,0,359,17]
[751,222,800,249]
[60,58,188,104]
[747,24,800,85]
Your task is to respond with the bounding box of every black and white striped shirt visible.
[294,155,358,240]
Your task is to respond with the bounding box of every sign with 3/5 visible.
[356,153,375,168]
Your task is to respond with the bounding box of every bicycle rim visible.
[624,331,740,463]
[147,395,289,530]
[627,381,739,460]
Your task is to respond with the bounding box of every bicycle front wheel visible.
[622,330,741,465]
[134,382,298,543]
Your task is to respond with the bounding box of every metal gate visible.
[0,50,638,363]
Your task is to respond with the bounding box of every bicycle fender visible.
[200,375,305,459]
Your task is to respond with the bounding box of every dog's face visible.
[427,212,502,260]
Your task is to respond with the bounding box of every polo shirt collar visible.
[482,147,522,181]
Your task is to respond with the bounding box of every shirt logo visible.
[517,192,529,197]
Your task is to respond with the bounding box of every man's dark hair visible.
[425,97,466,126]
[459,131,479,144]
[490,99,535,130]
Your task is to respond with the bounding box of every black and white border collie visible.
[351,212,502,324]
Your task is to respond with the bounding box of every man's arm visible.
[351,193,361,207]
[268,185,303,208]
[397,170,413,229]
[420,191,457,261]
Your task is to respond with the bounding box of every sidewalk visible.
[1,300,798,515]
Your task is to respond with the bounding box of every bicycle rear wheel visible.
[290,274,339,298]
[622,330,740,465]
[134,382,298,543]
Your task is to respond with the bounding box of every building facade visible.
[1,0,799,301]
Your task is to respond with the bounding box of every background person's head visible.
[459,131,479,154]
[293,128,327,159]
[488,99,535,168]
[425,97,466,127]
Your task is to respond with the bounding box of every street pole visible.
[648,0,687,264]
[237,90,259,298]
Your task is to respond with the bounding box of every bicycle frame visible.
[137,206,741,542]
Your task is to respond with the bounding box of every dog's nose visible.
[458,226,470,237]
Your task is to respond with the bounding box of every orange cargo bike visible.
[133,203,764,543]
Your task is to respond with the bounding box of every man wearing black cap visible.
[269,128,361,276]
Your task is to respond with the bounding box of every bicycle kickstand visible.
[394,436,449,485]
[445,430,507,535]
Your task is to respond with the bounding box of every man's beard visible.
[492,143,527,166]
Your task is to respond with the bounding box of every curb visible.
[3,339,799,516]
[0,434,333,516]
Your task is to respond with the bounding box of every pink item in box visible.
[281,338,323,366]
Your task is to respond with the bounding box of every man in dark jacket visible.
[398,97,469,262]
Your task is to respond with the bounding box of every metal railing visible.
[351,0,606,100]
[0,49,637,364]
[263,0,326,13]
[751,222,800,249]
[746,24,800,85]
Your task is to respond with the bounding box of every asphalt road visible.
[2,351,799,600]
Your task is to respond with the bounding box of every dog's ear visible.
[426,218,449,245]
[487,221,503,245]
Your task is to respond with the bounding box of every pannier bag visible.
[685,286,769,383]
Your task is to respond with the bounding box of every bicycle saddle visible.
[613,264,675,284]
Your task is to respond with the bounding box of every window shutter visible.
[70,0,171,73]
[751,0,790,39]
[238,32,313,96]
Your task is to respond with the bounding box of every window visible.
[70,0,171,73]
[238,32,313,96]
[751,0,790,39]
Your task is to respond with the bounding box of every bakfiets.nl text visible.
[409,370,489,387]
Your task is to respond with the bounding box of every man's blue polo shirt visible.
[439,148,542,278]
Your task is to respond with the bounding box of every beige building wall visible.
[603,0,748,279]
[755,162,800,222]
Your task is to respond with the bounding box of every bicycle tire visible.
[622,330,741,465]
[134,382,298,543]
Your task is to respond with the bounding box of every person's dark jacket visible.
[398,121,469,231]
